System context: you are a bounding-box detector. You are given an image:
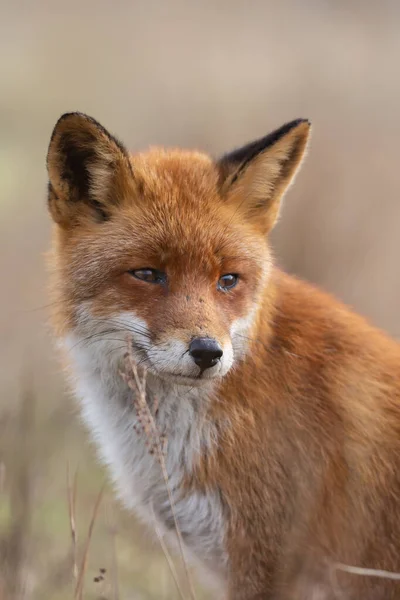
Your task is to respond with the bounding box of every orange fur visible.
[47,113,400,599]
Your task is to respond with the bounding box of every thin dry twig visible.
[67,463,79,584]
[105,499,120,600]
[121,343,197,600]
[74,485,105,600]
[335,562,400,581]
[150,502,186,600]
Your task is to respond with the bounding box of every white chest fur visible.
[64,332,228,589]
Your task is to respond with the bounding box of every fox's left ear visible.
[47,112,134,227]
[217,119,311,233]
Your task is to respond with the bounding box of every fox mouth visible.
[146,360,224,386]
[150,368,220,387]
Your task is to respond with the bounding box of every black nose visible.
[189,337,223,370]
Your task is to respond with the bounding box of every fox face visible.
[47,113,310,386]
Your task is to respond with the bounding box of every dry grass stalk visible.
[67,463,79,584]
[104,499,120,600]
[335,562,400,581]
[150,502,186,600]
[120,343,197,600]
[74,484,105,600]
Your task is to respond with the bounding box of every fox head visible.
[47,112,310,385]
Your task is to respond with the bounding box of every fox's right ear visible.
[217,119,311,234]
[46,112,134,227]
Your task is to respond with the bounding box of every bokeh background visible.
[1,1,400,598]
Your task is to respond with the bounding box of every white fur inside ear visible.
[88,146,116,202]
[224,122,311,232]
[242,139,307,217]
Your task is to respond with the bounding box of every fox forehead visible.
[125,148,235,255]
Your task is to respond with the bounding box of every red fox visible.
[47,112,400,599]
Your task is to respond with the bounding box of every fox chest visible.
[67,348,228,586]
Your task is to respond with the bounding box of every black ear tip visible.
[281,119,311,142]
[48,112,107,158]
[52,111,94,131]
[49,112,86,145]
[291,118,311,129]
[57,111,82,122]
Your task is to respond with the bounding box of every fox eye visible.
[218,273,238,291]
[129,269,167,284]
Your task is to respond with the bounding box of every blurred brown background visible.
[1,1,400,598]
